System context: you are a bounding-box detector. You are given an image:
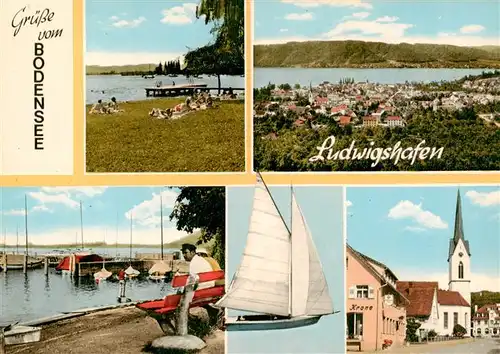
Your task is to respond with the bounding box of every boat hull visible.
[5,261,43,270]
[4,326,42,345]
[225,315,322,331]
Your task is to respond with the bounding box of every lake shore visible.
[86,98,245,172]
[8,305,224,354]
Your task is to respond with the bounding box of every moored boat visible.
[3,325,42,345]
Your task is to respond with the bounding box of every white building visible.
[472,303,500,337]
[397,191,472,338]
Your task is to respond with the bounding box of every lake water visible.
[253,68,492,88]
[0,247,178,325]
[86,74,245,104]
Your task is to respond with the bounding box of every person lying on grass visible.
[149,108,173,119]
[89,99,105,114]
[89,97,124,114]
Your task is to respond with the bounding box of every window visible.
[477,328,481,334]
[465,313,467,328]
[444,312,449,329]
[458,261,464,279]
[454,312,458,327]
[356,285,369,298]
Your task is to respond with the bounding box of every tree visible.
[453,324,467,337]
[183,36,243,94]
[195,0,243,50]
[405,318,421,342]
[169,187,225,268]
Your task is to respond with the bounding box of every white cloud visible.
[31,205,52,213]
[375,16,399,23]
[325,19,414,38]
[86,51,184,66]
[160,3,198,25]
[397,269,500,292]
[24,187,108,213]
[125,190,180,227]
[285,13,313,21]
[28,191,79,209]
[343,12,370,20]
[465,190,500,207]
[40,187,107,198]
[109,16,119,21]
[346,200,353,207]
[460,24,485,34]
[280,28,289,32]
[281,0,372,9]
[405,226,426,233]
[2,209,25,216]
[111,16,146,28]
[388,200,448,229]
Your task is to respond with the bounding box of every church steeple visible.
[448,189,471,261]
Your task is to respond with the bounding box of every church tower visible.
[448,190,471,306]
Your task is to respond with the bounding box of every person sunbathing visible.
[89,100,105,114]
[106,97,124,113]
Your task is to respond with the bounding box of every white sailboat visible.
[216,173,338,331]
[149,195,169,282]
[94,229,112,281]
[125,214,140,278]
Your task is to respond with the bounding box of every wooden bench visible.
[136,270,225,334]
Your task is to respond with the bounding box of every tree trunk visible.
[0,328,5,354]
[217,74,221,96]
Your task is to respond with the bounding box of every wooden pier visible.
[77,259,189,277]
[145,83,244,97]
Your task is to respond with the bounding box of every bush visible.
[428,330,438,339]
[453,324,467,337]
[406,318,421,342]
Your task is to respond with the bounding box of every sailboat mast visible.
[80,201,84,250]
[160,194,164,260]
[129,214,133,265]
[16,225,19,254]
[115,212,118,258]
[25,195,28,256]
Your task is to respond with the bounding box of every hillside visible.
[471,291,500,313]
[254,40,500,68]
[86,63,156,75]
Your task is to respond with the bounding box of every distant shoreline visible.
[254,63,500,69]
[1,243,174,249]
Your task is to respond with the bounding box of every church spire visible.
[453,189,465,243]
[448,189,471,261]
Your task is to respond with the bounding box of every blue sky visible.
[254,0,500,46]
[0,187,191,245]
[347,185,500,292]
[226,185,345,353]
[86,0,215,65]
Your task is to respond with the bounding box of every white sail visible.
[94,267,112,280]
[217,174,291,316]
[291,191,312,317]
[125,265,140,276]
[294,196,334,316]
[149,260,170,275]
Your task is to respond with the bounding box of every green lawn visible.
[86,98,245,172]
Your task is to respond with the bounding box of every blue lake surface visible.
[0,247,176,325]
[86,74,245,104]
